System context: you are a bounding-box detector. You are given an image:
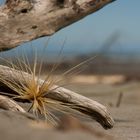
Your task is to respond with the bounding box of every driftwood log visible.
[0,65,114,129]
[0,0,116,51]
[0,95,25,112]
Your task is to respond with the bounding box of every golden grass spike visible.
[0,41,98,125]
[0,56,60,123]
[38,39,66,94]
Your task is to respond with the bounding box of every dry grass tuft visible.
[0,45,96,125]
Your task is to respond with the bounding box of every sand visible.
[66,80,140,140]
[0,77,140,140]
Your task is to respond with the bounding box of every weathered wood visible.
[0,65,114,129]
[0,0,116,51]
[0,95,25,112]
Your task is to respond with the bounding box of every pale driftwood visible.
[0,65,114,129]
[0,0,116,51]
[0,95,25,112]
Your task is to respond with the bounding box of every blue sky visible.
[0,0,140,57]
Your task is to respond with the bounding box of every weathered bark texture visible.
[0,95,25,112]
[0,0,116,51]
[0,65,114,129]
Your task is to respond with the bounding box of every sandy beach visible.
[0,75,140,140]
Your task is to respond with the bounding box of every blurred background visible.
[0,0,140,84]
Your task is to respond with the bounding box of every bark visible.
[0,0,116,51]
[0,65,114,129]
[0,95,25,112]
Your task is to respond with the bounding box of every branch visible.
[0,95,25,112]
[0,65,114,129]
[0,0,116,51]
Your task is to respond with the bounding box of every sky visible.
[0,0,140,58]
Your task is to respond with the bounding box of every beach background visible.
[0,0,140,139]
